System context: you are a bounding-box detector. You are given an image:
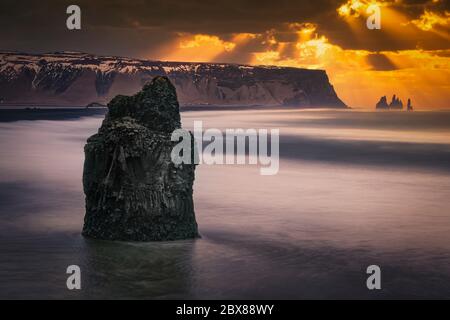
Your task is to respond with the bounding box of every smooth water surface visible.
[1,108,450,299]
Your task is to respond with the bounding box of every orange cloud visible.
[155,9,450,109]
[337,0,367,18]
[251,26,450,109]
[179,34,235,51]
[162,34,236,62]
[411,10,450,31]
[249,22,450,109]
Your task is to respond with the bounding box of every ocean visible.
[1,108,450,299]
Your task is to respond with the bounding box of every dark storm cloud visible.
[0,0,335,32]
[0,0,332,58]
[0,0,448,59]
[366,53,398,71]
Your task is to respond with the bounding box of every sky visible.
[0,0,449,109]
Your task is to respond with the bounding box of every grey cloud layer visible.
[0,0,448,59]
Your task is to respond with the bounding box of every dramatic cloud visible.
[366,53,398,71]
[0,0,449,108]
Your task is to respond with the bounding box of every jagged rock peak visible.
[407,98,413,111]
[106,76,181,133]
[389,94,403,109]
[376,96,389,109]
[376,94,407,110]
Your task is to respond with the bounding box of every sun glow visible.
[179,34,235,51]
[411,10,450,31]
[249,22,450,109]
[153,0,450,109]
[337,0,371,18]
[161,34,236,63]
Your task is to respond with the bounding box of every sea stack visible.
[82,76,199,241]
[407,98,413,111]
[389,94,403,109]
[376,96,389,109]
[376,94,406,110]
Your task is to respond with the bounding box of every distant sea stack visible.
[407,98,413,111]
[85,102,106,109]
[82,76,199,241]
[376,94,411,110]
[389,95,403,109]
[375,96,389,109]
[0,51,346,108]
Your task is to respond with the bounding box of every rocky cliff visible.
[0,51,346,108]
[82,76,199,241]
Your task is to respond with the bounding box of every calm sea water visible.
[1,108,450,299]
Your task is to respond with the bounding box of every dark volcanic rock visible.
[82,76,199,241]
[376,96,389,109]
[407,98,413,111]
[376,94,405,110]
[389,94,403,109]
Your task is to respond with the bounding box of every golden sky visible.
[2,0,449,109]
[153,1,450,109]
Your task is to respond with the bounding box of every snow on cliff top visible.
[0,51,316,76]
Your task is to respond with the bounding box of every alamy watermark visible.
[366,4,381,30]
[66,265,81,290]
[66,5,81,30]
[66,3,380,32]
[366,265,381,290]
[171,121,280,176]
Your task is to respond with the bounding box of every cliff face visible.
[0,51,346,108]
[82,76,199,241]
